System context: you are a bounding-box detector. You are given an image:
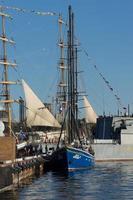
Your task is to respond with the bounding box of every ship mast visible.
[67,6,78,143]
[0,11,16,136]
[57,14,67,122]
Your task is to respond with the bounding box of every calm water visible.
[1,162,133,200]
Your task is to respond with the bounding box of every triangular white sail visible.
[83,96,97,123]
[22,79,61,128]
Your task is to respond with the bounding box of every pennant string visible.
[0,5,57,16]
[83,49,125,111]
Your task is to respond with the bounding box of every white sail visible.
[22,79,61,128]
[83,96,97,123]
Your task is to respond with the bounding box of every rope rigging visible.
[83,48,126,112]
[0,4,126,116]
[0,5,57,16]
[0,4,58,102]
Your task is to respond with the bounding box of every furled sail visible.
[22,79,61,128]
[83,96,97,123]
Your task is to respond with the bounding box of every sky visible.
[0,0,133,119]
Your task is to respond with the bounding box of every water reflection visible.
[1,162,133,200]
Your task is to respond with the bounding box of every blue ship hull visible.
[43,146,95,172]
[66,146,95,171]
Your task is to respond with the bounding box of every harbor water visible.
[1,162,133,200]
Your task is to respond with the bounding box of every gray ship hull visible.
[92,143,133,161]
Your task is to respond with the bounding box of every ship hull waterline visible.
[43,146,95,172]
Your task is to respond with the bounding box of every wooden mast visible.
[0,10,16,136]
[68,5,72,143]
[57,14,67,122]
[67,5,78,143]
[67,6,84,147]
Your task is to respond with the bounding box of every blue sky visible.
[0,0,133,118]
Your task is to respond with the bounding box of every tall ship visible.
[0,9,18,162]
[0,7,64,191]
[0,7,61,160]
[43,6,95,172]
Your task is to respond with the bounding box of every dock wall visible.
[0,157,44,192]
[0,165,12,191]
